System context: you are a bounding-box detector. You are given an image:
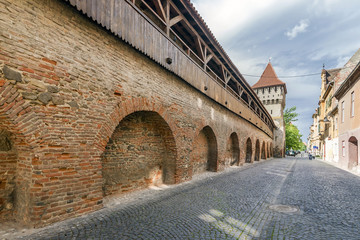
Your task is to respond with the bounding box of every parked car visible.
[288,151,296,156]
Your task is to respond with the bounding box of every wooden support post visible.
[153,0,166,22]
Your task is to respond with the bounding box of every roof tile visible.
[252,63,287,93]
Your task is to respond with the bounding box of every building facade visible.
[335,55,360,172]
[309,48,360,170]
[253,63,287,158]
[0,0,275,226]
[308,110,322,156]
[319,68,341,162]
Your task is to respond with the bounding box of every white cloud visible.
[336,55,351,68]
[192,0,299,41]
[285,19,310,40]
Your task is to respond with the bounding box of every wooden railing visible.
[66,0,274,135]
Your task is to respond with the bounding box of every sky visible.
[191,0,360,142]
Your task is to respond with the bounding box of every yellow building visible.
[309,48,360,169]
[335,52,360,172]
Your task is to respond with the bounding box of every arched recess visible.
[0,128,17,219]
[348,136,358,169]
[261,141,266,159]
[268,142,271,158]
[191,126,218,174]
[225,132,240,166]
[102,111,177,196]
[255,139,260,161]
[245,138,252,163]
[0,82,44,224]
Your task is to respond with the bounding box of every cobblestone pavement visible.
[4,157,360,239]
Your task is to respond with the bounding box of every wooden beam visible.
[139,0,167,25]
[195,37,204,60]
[222,66,231,83]
[205,53,213,64]
[165,0,170,35]
[238,84,244,96]
[152,0,166,22]
[169,15,182,26]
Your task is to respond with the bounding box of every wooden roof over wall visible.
[65,0,275,131]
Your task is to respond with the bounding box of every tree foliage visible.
[284,107,303,150]
[284,106,298,125]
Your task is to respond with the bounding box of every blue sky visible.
[192,0,360,141]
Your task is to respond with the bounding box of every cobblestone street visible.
[5,157,360,239]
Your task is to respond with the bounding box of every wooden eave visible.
[64,0,275,131]
[175,0,273,126]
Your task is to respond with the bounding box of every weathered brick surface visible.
[102,111,177,195]
[0,0,273,226]
[224,132,240,167]
[0,129,16,219]
[191,126,218,175]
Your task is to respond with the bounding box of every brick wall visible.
[191,126,218,175]
[0,129,16,219]
[245,138,253,163]
[0,0,273,226]
[102,111,177,196]
[224,133,240,167]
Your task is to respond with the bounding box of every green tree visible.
[284,107,303,150]
[284,106,298,125]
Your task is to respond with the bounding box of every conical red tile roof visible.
[252,63,287,93]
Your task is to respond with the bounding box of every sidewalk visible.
[314,158,360,177]
[0,159,272,239]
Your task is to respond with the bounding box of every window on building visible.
[275,87,277,92]
[268,87,271,92]
[262,89,264,94]
[335,117,338,130]
[341,101,345,123]
[351,91,355,117]
[271,110,273,114]
[342,141,345,157]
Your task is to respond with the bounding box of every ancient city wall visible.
[0,0,272,226]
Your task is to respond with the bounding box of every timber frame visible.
[66,0,275,133]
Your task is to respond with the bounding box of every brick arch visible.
[95,97,182,184]
[191,124,218,175]
[0,82,45,224]
[225,132,240,166]
[95,98,180,151]
[245,137,252,163]
[255,139,260,161]
[102,111,177,196]
[261,141,266,160]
